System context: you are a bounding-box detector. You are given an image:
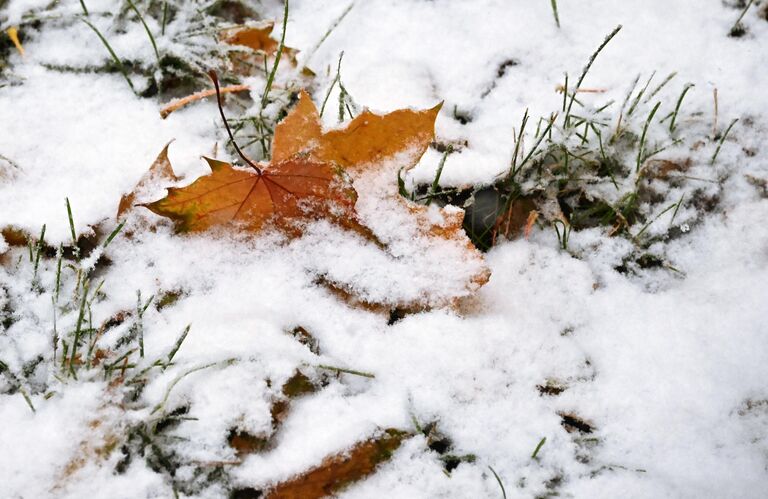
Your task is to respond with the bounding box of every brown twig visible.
[159,84,250,119]
[556,85,606,94]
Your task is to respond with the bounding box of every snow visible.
[1,0,768,498]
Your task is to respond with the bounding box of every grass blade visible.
[710,118,738,165]
[669,84,694,132]
[127,0,160,63]
[166,325,191,367]
[636,101,661,172]
[427,147,453,206]
[260,0,289,111]
[488,466,507,499]
[564,25,622,128]
[102,221,126,249]
[81,19,135,93]
[549,0,561,28]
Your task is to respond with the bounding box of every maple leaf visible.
[272,90,439,172]
[6,27,24,56]
[117,141,179,219]
[272,91,491,305]
[146,156,355,233]
[147,73,356,233]
[220,22,300,74]
[220,22,284,55]
[148,74,488,308]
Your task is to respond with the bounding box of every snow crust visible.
[1,0,767,498]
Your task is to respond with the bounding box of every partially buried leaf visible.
[493,196,537,243]
[262,429,410,499]
[148,86,489,308]
[220,22,279,54]
[273,91,490,306]
[146,156,356,233]
[220,22,299,72]
[118,142,179,219]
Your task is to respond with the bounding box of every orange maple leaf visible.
[147,74,489,308]
[117,141,179,219]
[272,92,490,297]
[272,90,439,173]
[146,72,355,233]
[220,22,282,54]
[220,22,300,74]
[145,156,355,233]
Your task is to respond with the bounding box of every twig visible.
[159,84,250,119]
[317,364,375,378]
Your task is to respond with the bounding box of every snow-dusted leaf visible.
[262,429,409,499]
[273,92,490,307]
[146,156,356,233]
[117,142,179,219]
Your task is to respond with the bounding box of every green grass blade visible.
[260,0,289,111]
[636,101,661,172]
[127,0,160,63]
[488,466,507,499]
[710,118,738,165]
[81,19,135,93]
[550,0,561,28]
[669,84,694,132]
[531,436,547,459]
[564,25,622,128]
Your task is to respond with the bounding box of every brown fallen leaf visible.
[149,75,489,308]
[221,22,299,74]
[263,429,410,499]
[272,90,439,173]
[492,196,537,243]
[146,156,355,233]
[0,227,29,247]
[524,209,539,239]
[641,158,691,180]
[229,370,319,459]
[55,406,123,491]
[118,142,179,219]
[220,22,281,54]
[272,91,490,305]
[148,74,356,233]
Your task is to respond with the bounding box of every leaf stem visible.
[208,71,262,174]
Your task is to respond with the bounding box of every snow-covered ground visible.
[1,1,767,498]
